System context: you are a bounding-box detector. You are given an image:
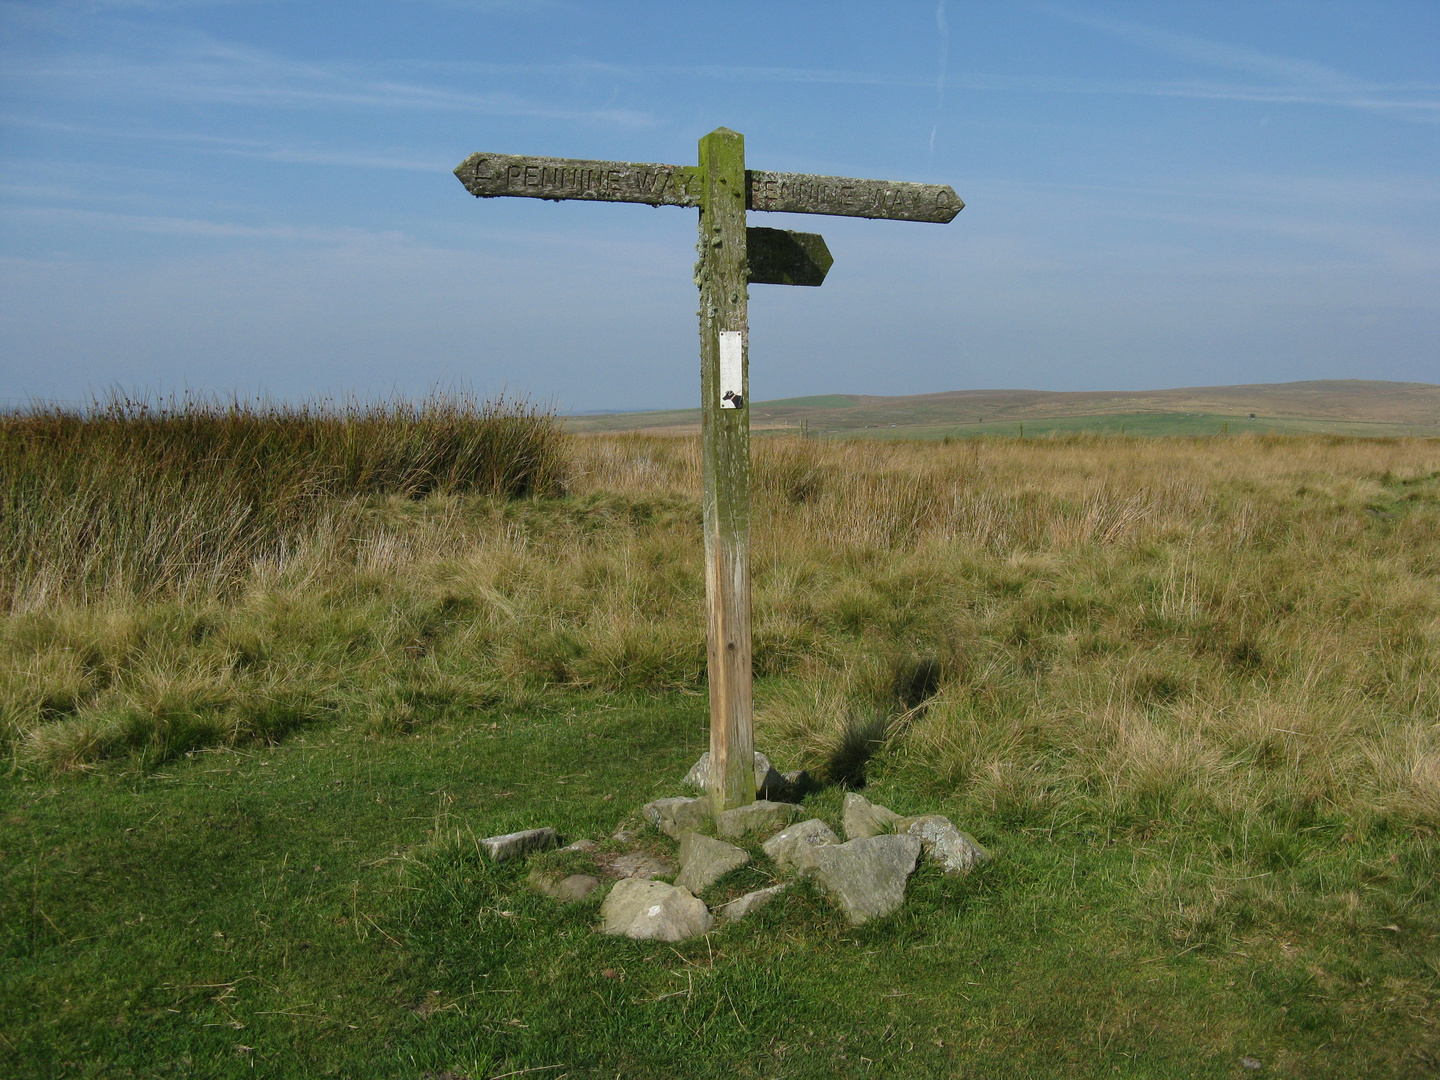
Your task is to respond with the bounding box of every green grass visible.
[754,394,858,409]
[3,694,1435,1078]
[3,422,1439,1076]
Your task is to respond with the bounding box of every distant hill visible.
[563,380,1440,439]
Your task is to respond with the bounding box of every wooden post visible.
[454,137,963,815]
[697,128,754,814]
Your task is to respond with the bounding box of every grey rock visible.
[901,814,991,875]
[842,792,903,840]
[641,796,711,839]
[600,878,713,942]
[562,838,599,853]
[762,818,839,872]
[611,826,640,845]
[675,833,750,894]
[806,834,922,925]
[530,870,601,902]
[714,799,803,840]
[600,851,675,880]
[479,827,558,863]
[684,751,787,799]
[718,884,787,922]
[555,874,602,902]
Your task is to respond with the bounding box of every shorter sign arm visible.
[747,171,963,223]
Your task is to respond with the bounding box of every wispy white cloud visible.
[1043,5,1369,86]
[1036,4,1438,119]
[0,114,448,172]
[3,203,412,245]
[4,30,654,125]
[652,63,1440,119]
[391,55,1440,120]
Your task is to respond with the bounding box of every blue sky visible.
[2,1,1437,411]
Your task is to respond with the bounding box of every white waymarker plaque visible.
[719,330,743,409]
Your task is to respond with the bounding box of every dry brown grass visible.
[3,430,1437,843]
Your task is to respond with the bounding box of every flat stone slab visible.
[596,850,675,880]
[714,800,803,840]
[901,814,991,875]
[717,884,787,922]
[641,796,711,839]
[806,834,922,925]
[762,818,839,872]
[676,833,750,894]
[684,751,787,800]
[479,827,558,863]
[842,793,903,840]
[600,879,713,942]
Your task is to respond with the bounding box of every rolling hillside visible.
[565,380,1440,439]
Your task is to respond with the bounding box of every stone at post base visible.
[600,879,713,942]
[675,832,751,894]
[714,799,803,840]
[841,792,903,840]
[762,818,839,872]
[597,851,675,881]
[641,796,711,839]
[804,834,922,925]
[478,827,559,863]
[684,751,787,800]
[717,883,787,922]
[899,814,991,875]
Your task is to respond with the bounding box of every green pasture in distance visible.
[2,690,1430,1079]
[832,411,1430,441]
[755,394,858,408]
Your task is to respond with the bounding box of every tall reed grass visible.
[1,392,566,611]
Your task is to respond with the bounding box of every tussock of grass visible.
[1,391,565,610]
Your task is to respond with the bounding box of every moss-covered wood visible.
[697,127,755,815]
[453,152,964,224]
[747,170,963,223]
[454,153,702,208]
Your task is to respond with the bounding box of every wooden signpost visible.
[456,128,963,815]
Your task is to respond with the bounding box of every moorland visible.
[1,395,1437,1078]
[566,378,1440,441]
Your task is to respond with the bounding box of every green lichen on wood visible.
[697,128,755,815]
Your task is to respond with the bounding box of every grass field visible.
[2,403,1439,1077]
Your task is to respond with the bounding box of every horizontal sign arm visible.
[455,153,962,224]
[747,171,963,223]
[454,152,702,208]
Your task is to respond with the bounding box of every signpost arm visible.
[697,128,754,815]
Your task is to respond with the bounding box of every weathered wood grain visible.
[746,170,963,223]
[454,153,964,224]
[454,152,702,208]
[747,227,833,287]
[697,128,756,815]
